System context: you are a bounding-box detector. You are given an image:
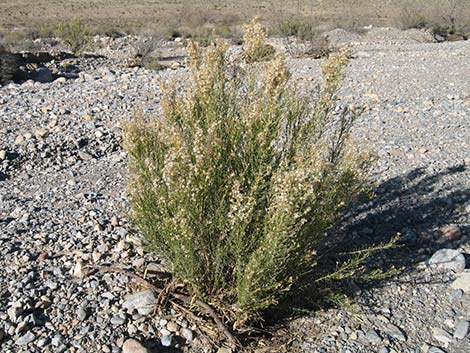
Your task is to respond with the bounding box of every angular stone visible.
[454,320,470,340]
[122,289,156,316]
[384,323,407,342]
[429,347,446,353]
[15,331,35,345]
[161,334,172,347]
[181,327,193,342]
[428,249,466,273]
[431,327,452,344]
[451,270,470,292]
[365,329,382,343]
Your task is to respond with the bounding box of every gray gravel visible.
[1,28,469,353]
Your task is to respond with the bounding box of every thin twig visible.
[93,265,239,345]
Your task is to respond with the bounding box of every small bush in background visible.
[130,36,164,70]
[125,23,378,328]
[399,0,469,41]
[242,17,275,63]
[277,16,317,41]
[54,19,91,53]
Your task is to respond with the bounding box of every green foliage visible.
[54,19,91,53]
[125,36,373,328]
[278,16,317,41]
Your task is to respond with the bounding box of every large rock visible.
[33,67,53,83]
[122,289,156,315]
[428,249,466,273]
[122,338,148,353]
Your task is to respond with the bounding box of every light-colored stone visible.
[454,320,470,340]
[160,334,172,347]
[122,338,148,353]
[450,270,470,292]
[431,327,452,344]
[166,321,179,332]
[122,289,156,315]
[384,323,407,342]
[181,327,193,342]
[428,249,466,273]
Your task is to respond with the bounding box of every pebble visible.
[77,307,88,321]
[453,320,470,339]
[428,249,466,273]
[383,323,407,342]
[121,289,156,316]
[450,270,470,292]
[122,338,148,353]
[181,327,194,342]
[428,347,446,353]
[431,327,452,344]
[166,321,179,332]
[365,329,382,343]
[15,331,36,345]
[161,334,172,347]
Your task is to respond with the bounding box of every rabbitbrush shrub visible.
[125,38,370,327]
[55,19,91,53]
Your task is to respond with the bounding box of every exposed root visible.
[92,265,239,346]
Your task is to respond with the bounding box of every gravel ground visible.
[0,28,469,353]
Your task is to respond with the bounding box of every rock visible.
[71,259,85,278]
[111,315,127,326]
[383,323,407,342]
[161,334,172,347]
[35,128,48,138]
[77,307,88,321]
[33,67,53,83]
[166,321,179,332]
[15,331,35,345]
[428,347,446,353]
[431,327,452,344]
[365,329,382,343]
[122,338,148,353]
[439,225,461,241]
[428,249,466,273]
[448,288,464,301]
[454,320,470,339]
[122,289,156,316]
[0,150,6,160]
[54,77,67,84]
[450,270,470,292]
[181,327,193,342]
[216,347,233,353]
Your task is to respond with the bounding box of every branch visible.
[93,265,238,345]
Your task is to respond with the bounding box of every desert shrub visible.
[242,18,275,63]
[130,36,164,70]
[125,36,375,328]
[399,0,469,41]
[284,35,331,59]
[278,16,317,41]
[54,19,91,53]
